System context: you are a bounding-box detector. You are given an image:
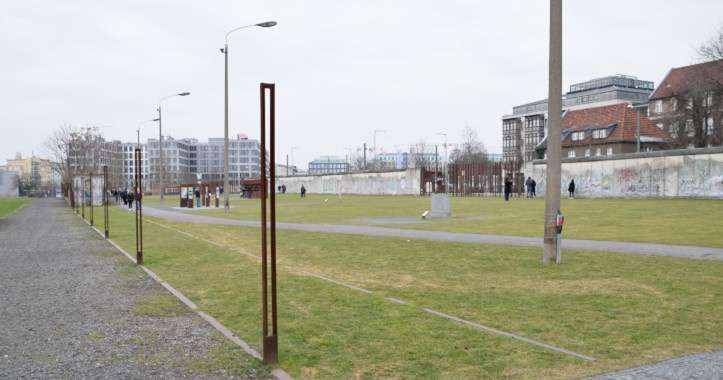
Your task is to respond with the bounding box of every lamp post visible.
[373,129,386,157]
[137,119,159,194]
[437,132,448,194]
[221,21,277,214]
[157,92,190,203]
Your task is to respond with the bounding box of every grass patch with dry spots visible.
[99,206,723,379]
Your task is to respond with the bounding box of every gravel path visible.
[142,206,723,261]
[0,199,270,379]
[587,350,723,379]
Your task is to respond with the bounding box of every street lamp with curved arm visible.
[137,118,159,147]
[156,91,190,202]
[221,20,277,213]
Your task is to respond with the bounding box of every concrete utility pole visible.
[543,0,563,264]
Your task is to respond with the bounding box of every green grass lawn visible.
[0,197,30,219]
[141,194,723,248]
[89,205,723,379]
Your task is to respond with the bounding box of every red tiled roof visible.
[561,103,671,147]
[650,59,723,99]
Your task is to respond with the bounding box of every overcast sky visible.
[2,1,722,167]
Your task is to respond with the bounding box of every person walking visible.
[300,184,306,198]
[568,179,576,199]
[127,191,134,210]
[503,177,512,202]
[195,188,201,208]
[531,179,537,198]
[525,177,533,198]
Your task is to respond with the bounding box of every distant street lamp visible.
[157,92,190,203]
[137,118,159,193]
[137,119,159,147]
[221,21,277,213]
[437,132,448,194]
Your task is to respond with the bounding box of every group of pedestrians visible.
[503,177,576,201]
[110,189,138,209]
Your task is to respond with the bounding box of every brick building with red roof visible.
[537,102,672,159]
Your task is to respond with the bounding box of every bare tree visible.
[409,139,436,169]
[698,24,723,62]
[450,125,488,164]
[44,125,77,190]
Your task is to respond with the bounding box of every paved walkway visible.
[587,349,723,379]
[0,199,269,379]
[143,206,723,261]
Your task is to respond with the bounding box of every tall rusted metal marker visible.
[259,82,279,364]
[103,165,109,238]
[543,0,563,264]
[89,172,94,226]
[81,175,85,219]
[134,147,144,265]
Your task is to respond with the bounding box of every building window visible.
[567,150,576,158]
[571,131,585,141]
[585,148,591,157]
[707,117,714,135]
[592,129,607,139]
[656,123,663,130]
[671,98,678,111]
[654,100,662,113]
[606,147,613,156]
[686,120,694,137]
[595,148,602,156]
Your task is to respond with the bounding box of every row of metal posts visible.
[67,84,279,366]
[71,167,110,238]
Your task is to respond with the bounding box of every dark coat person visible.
[568,179,576,198]
[525,177,533,198]
[300,185,306,198]
[503,178,512,201]
[531,179,537,197]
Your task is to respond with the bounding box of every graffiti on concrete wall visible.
[530,151,723,198]
[278,169,421,196]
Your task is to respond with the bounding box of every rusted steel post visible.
[89,172,94,226]
[81,176,85,219]
[103,166,109,238]
[135,148,144,265]
[260,82,278,364]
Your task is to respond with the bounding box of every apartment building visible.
[308,156,350,174]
